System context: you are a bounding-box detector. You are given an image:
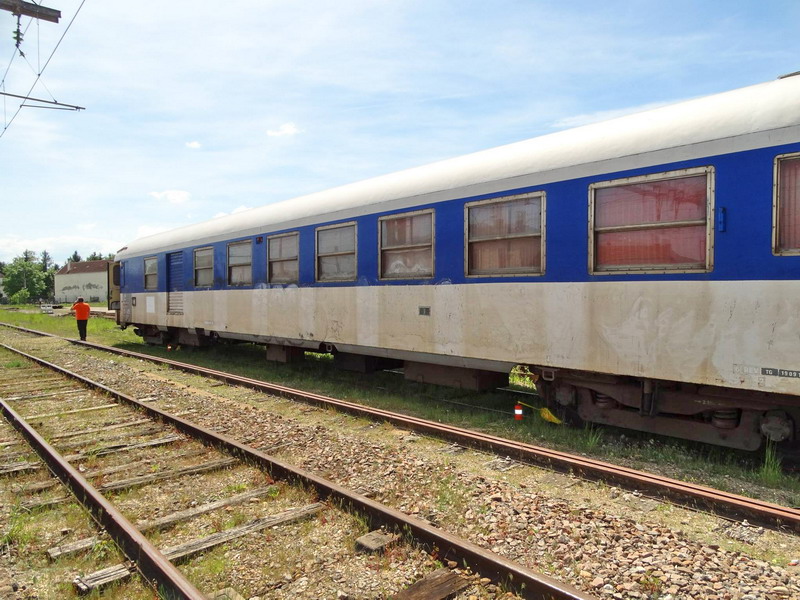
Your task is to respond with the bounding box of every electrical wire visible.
[1,0,88,139]
[1,15,34,86]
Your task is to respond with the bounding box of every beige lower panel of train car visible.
[124,279,800,397]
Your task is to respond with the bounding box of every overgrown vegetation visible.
[1,307,799,508]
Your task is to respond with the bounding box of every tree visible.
[40,251,57,300]
[68,250,82,263]
[40,250,53,271]
[86,251,105,261]
[2,257,46,302]
[22,249,37,263]
[10,289,31,305]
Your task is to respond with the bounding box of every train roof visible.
[118,76,800,260]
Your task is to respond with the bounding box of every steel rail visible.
[0,398,206,600]
[0,337,592,600]
[3,323,799,532]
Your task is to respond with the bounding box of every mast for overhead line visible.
[0,0,61,23]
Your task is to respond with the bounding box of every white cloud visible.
[185,141,202,149]
[0,234,124,264]
[149,190,192,205]
[267,122,302,137]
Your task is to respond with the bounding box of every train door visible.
[167,251,184,315]
[107,261,120,310]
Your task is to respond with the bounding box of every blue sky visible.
[1,0,798,265]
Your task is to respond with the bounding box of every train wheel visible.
[539,381,583,426]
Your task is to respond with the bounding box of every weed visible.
[226,510,249,528]
[225,482,248,494]
[435,474,467,516]
[191,548,228,579]
[581,423,604,452]
[1,508,35,548]
[91,538,116,561]
[639,571,663,596]
[759,441,782,487]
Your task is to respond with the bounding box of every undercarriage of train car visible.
[532,367,798,451]
[117,317,799,451]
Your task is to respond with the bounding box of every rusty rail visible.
[0,397,206,600]
[0,336,592,600]
[4,323,799,533]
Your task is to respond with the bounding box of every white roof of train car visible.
[118,76,800,260]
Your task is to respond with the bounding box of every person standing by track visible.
[70,297,91,341]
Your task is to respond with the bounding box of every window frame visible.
[268,231,300,284]
[226,239,253,286]
[193,246,214,288]
[773,151,800,256]
[464,192,546,278]
[378,208,435,280]
[143,256,158,290]
[315,222,358,282]
[588,166,715,275]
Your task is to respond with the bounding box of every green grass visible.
[2,305,799,507]
[0,306,140,346]
[759,441,783,486]
[1,506,37,548]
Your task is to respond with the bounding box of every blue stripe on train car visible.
[119,141,800,296]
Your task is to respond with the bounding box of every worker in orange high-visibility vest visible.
[70,297,91,341]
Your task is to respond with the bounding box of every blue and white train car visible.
[112,76,800,450]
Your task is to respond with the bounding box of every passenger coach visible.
[110,76,800,450]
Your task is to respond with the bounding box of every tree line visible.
[0,250,115,305]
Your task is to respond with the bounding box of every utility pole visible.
[0,1,60,23]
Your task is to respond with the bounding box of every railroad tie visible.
[73,503,324,593]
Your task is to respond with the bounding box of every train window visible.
[227,240,252,286]
[590,167,714,273]
[774,154,800,254]
[465,193,544,276]
[144,257,157,290]
[193,247,213,287]
[379,210,434,278]
[268,232,299,284]
[316,223,357,281]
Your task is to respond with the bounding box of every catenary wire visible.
[1,0,88,139]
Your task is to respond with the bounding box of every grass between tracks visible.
[1,305,799,508]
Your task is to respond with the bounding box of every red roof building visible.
[54,260,111,304]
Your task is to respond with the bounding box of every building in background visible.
[54,260,110,304]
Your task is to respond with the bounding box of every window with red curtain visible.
[592,171,710,272]
[777,156,800,253]
[379,211,433,278]
[467,194,543,275]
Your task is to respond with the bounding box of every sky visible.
[1,0,799,266]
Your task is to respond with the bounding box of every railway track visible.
[0,334,590,599]
[2,322,797,535]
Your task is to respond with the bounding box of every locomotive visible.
[110,75,800,450]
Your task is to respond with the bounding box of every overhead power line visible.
[1,0,87,138]
[0,89,83,110]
